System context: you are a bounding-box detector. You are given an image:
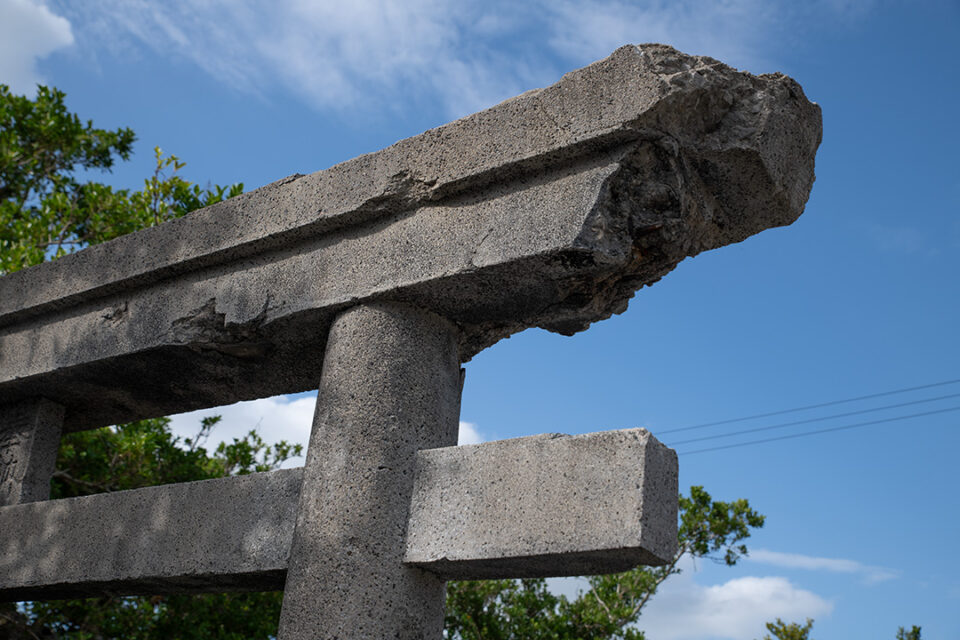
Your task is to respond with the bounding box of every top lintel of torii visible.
[0,44,821,432]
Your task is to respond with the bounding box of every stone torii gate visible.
[0,45,821,638]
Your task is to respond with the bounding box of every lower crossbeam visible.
[0,428,676,602]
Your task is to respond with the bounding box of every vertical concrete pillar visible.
[0,398,64,506]
[278,302,462,640]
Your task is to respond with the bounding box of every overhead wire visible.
[658,377,960,435]
[676,405,960,455]
[666,391,960,447]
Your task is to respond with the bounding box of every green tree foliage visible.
[895,625,922,640]
[760,618,814,640]
[445,486,766,640]
[757,618,922,640]
[0,83,241,274]
[51,416,303,498]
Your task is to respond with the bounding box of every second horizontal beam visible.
[0,429,676,601]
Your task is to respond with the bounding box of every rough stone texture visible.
[0,468,300,601]
[0,427,677,602]
[404,428,677,579]
[0,44,821,433]
[0,399,63,505]
[277,303,462,640]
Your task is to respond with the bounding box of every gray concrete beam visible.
[404,428,678,579]
[0,429,676,602]
[0,44,821,432]
[0,468,301,601]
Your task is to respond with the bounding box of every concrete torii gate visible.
[0,45,821,639]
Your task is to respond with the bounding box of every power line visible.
[659,378,960,435]
[676,405,960,455]
[666,392,960,446]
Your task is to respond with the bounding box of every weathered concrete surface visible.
[0,399,63,505]
[0,428,677,601]
[0,468,300,601]
[404,428,677,579]
[0,44,822,432]
[278,303,462,640]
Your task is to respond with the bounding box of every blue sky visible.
[2,1,958,638]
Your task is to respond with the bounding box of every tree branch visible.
[52,469,113,493]
[0,610,42,640]
[631,542,689,617]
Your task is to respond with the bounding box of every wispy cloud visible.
[0,0,73,94]
[545,0,780,74]
[51,0,547,119]
[48,1,869,119]
[865,223,939,257]
[750,549,899,584]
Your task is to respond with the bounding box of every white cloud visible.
[50,0,872,119]
[457,421,486,445]
[0,0,73,94]
[53,0,544,119]
[168,393,318,468]
[169,392,484,467]
[639,557,833,640]
[541,558,832,640]
[749,549,899,585]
